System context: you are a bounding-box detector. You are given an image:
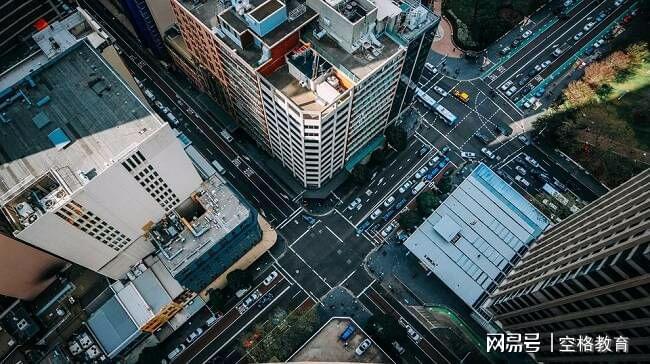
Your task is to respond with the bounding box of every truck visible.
[340,323,356,341]
[411,181,426,195]
[166,112,179,125]
[185,146,216,179]
[144,89,155,100]
[542,183,569,206]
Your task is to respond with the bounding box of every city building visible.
[170,0,438,190]
[404,164,549,319]
[0,0,72,61]
[118,0,169,56]
[485,169,650,362]
[0,19,203,280]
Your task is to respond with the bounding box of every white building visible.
[404,164,550,319]
[0,19,202,279]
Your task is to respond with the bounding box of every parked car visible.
[461,151,477,159]
[440,146,451,154]
[595,11,607,22]
[186,328,204,344]
[542,198,559,211]
[257,293,274,308]
[220,129,234,142]
[517,76,530,86]
[406,326,422,343]
[168,344,186,360]
[348,197,362,210]
[515,166,527,175]
[399,180,413,194]
[583,21,595,31]
[521,29,533,39]
[517,134,530,144]
[506,86,518,97]
[541,60,552,68]
[573,31,584,41]
[481,147,496,160]
[418,146,430,157]
[206,315,219,327]
[392,341,406,355]
[500,80,514,91]
[370,209,383,220]
[425,63,438,74]
[383,196,395,208]
[355,339,373,356]
[534,87,546,98]
[515,175,531,187]
[474,132,491,144]
[552,47,564,57]
[523,154,541,168]
[381,222,397,237]
[593,38,605,48]
[433,85,448,97]
[428,155,441,166]
[243,290,261,309]
[511,38,521,48]
[523,97,537,109]
[614,0,624,7]
[263,271,278,286]
[500,46,511,55]
[415,167,428,179]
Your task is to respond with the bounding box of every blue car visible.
[356,220,371,234]
[584,46,595,56]
[534,87,546,98]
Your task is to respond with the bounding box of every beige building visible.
[485,169,650,362]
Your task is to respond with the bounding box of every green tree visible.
[416,191,440,216]
[227,269,253,291]
[437,176,453,195]
[364,314,409,359]
[385,124,408,151]
[398,210,422,231]
[596,84,613,99]
[350,164,372,184]
[207,288,227,313]
[137,345,165,364]
[625,42,648,68]
[370,148,388,166]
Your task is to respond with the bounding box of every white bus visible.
[542,183,569,206]
[416,88,458,125]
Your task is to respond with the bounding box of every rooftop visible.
[0,41,162,218]
[152,175,251,276]
[404,164,549,309]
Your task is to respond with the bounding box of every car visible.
[573,32,584,41]
[418,146,430,157]
[534,87,546,98]
[206,315,219,327]
[622,14,633,24]
[348,197,362,210]
[614,0,624,6]
[553,179,569,192]
[517,76,530,86]
[428,155,441,166]
[383,196,395,207]
[186,328,204,344]
[523,97,537,109]
[505,86,518,97]
[515,175,531,187]
[440,146,451,154]
[552,47,564,57]
[522,84,534,95]
[528,64,542,76]
[500,80,514,91]
[511,39,521,48]
[370,209,382,220]
[263,271,278,286]
[521,30,533,39]
[257,293,274,307]
[532,170,551,182]
[425,63,438,74]
[453,89,470,103]
[461,151,477,159]
[415,167,428,179]
[168,344,186,360]
[302,215,317,225]
[518,134,530,145]
[500,46,511,55]
[399,180,413,194]
[407,326,422,343]
[481,147,496,160]
[542,198,559,211]
[515,166,527,175]
[604,5,614,14]
[154,100,164,109]
[584,46,596,56]
[392,341,406,355]
[563,0,573,6]
[220,129,234,142]
[355,339,372,356]
[593,38,605,48]
[583,22,595,31]
[474,132,491,144]
[541,60,552,68]
[381,222,397,237]
[243,291,261,307]
[595,11,607,22]
[433,85,448,97]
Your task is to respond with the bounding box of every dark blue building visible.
[119,0,166,57]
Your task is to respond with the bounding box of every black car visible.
[522,84,535,94]
[418,146,430,157]
[518,76,531,86]
[257,293,274,308]
[511,39,521,48]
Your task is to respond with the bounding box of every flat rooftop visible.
[267,66,324,112]
[302,20,401,81]
[290,317,392,363]
[154,175,251,276]
[0,41,162,197]
[404,163,549,308]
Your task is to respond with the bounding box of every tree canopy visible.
[227,269,253,291]
[350,164,372,185]
[416,191,440,216]
[385,124,408,152]
[137,345,165,364]
[398,210,422,231]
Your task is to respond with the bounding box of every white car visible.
[541,60,552,68]
[186,328,204,344]
[517,135,529,145]
[348,197,361,210]
[552,47,563,57]
[461,151,477,159]
[524,154,541,168]
[515,175,531,187]
[583,22,595,31]
[593,38,605,48]
[614,0,624,6]
[500,80,513,91]
[521,30,533,39]
[355,339,373,356]
[370,209,382,220]
[381,222,397,237]
[505,86,518,97]
[522,97,537,109]
[415,167,428,179]
[481,147,495,160]
[383,196,395,207]
[433,85,448,97]
[243,290,261,309]
[168,344,186,360]
[399,181,413,194]
[428,155,441,166]
[573,32,584,41]
[406,326,422,343]
[542,198,559,211]
[263,271,278,286]
[515,166,527,175]
[425,63,438,74]
[154,100,164,110]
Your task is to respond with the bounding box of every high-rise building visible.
[0,0,72,59]
[0,15,203,280]
[171,0,438,189]
[119,0,169,56]
[485,169,650,362]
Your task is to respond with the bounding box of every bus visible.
[185,145,216,179]
[416,88,458,126]
[542,183,569,206]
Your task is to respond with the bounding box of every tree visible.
[604,51,631,72]
[563,80,596,106]
[370,148,388,166]
[137,345,165,364]
[385,124,408,152]
[625,42,648,68]
[583,62,614,87]
[227,269,253,291]
[207,288,227,313]
[596,84,614,99]
[437,176,453,195]
[398,210,422,231]
[416,191,440,216]
[350,164,371,184]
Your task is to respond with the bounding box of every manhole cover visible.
[337,249,342,255]
[346,259,352,265]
